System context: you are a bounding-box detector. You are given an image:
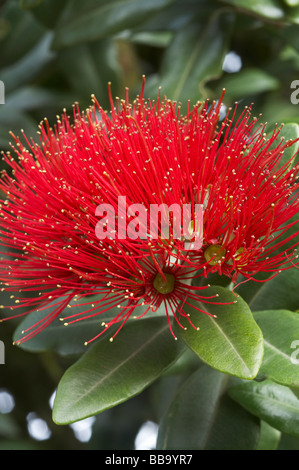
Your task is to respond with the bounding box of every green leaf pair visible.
[49,286,262,424]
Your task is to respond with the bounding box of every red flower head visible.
[0,77,299,344]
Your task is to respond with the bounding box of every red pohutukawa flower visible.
[0,77,299,344]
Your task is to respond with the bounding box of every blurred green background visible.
[1,0,299,450]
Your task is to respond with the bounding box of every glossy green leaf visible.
[229,379,299,437]
[157,365,260,450]
[175,286,264,379]
[52,0,174,49]
[53,317,184,424]
[220,68,279,100]
[221,0,299,24]
[253,310,299,387]
[145,10,234,104]
[219,0,285,20]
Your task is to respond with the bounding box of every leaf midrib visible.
[172,11,220,101]
[237,390,299,416]
[66,322,170,407]
[199,301,252,376]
